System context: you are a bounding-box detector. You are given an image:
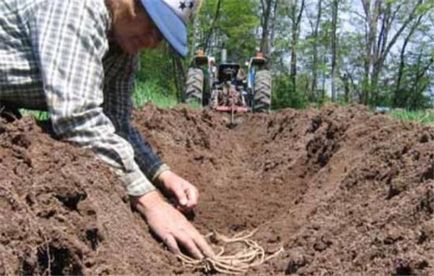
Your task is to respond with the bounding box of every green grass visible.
[133,80,178,108]
[20,109,49,121]
[133,81,206,110]
[390,109,434,124]
[184,100,203,110]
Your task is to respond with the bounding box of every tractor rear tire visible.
[253,70,272,112]
[185,68,204,105]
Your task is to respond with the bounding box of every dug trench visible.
[0,104,433,275]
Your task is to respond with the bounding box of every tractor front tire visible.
[185,68,204,105]
[253,70,272,112]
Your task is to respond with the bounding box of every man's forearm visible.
[127,126,171,181]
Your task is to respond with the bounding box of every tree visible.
[285,0,306,94]
[330,0,339,102]
[134,0,434,111]
[360,0,424,105]
[393,14,424,107]
[304,0,324,102]
[196,0,260,61]
[259,0,279,56]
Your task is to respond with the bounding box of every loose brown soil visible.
[1,104,433,275]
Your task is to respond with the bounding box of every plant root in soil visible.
[177,229,284,274]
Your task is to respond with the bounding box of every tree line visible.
[138,0,434,110]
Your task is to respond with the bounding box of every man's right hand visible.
[133,191,215,260]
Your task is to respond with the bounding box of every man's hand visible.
[134,191,214,259]
[157,170,199,211]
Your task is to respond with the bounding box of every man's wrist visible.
[135,190,165,212]
[152,163,171,183]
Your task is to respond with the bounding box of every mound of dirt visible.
[1,104,433,275]
[0,119,174,275]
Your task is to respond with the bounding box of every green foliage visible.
[196,0,260,61]
[138,47,180,99]
[391,46,434,110]
[417,1,434,14]
[392,87,432,110]
[132,0,434,112]
[272,74,308,109]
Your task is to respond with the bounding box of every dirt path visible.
[1,104,433,275]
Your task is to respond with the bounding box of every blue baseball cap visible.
[139,0,201,57]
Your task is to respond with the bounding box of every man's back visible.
[0,0,109,110]
[0,0,44,108]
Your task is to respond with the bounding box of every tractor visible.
[183,50,272,121]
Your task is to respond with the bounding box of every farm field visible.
[0,104,433,275]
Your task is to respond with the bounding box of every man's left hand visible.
[157,170,199,211]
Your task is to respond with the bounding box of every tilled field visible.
[0,104,433,275]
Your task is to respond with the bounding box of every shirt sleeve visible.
[28,1,156,196]
[102,45,170,181]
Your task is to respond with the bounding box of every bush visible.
[272,74,308,110]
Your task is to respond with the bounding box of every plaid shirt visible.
[0,0,169,196]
